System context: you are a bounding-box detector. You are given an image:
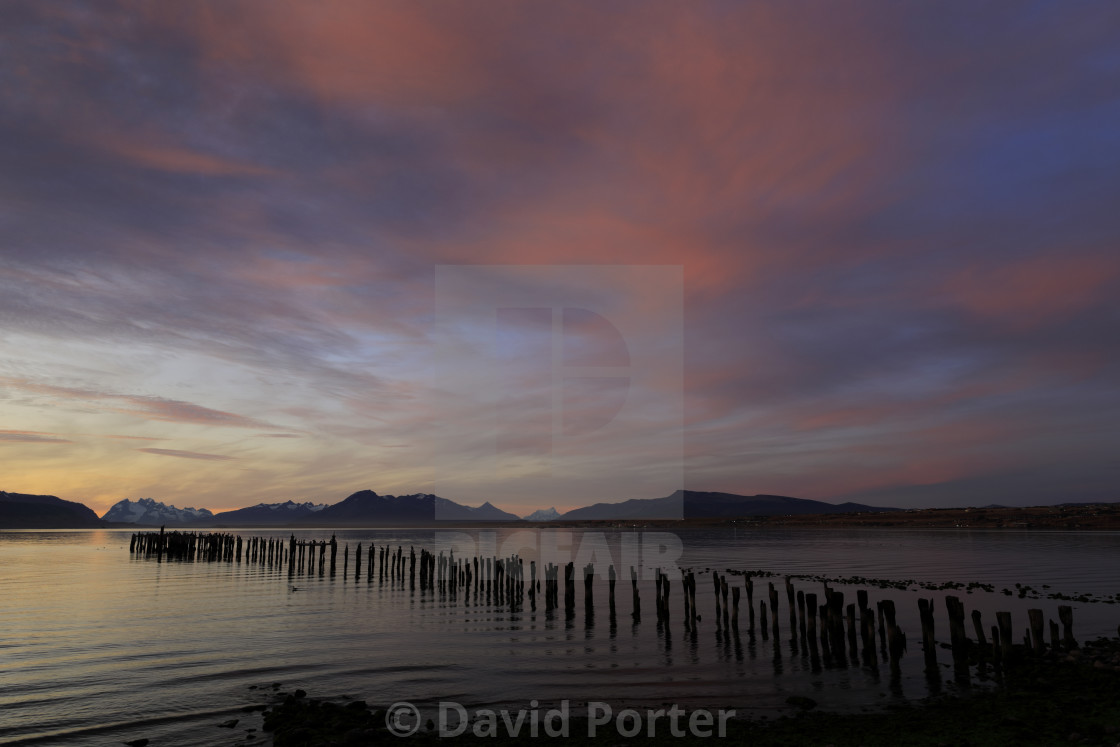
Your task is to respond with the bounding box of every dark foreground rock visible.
[259,638,1120,745]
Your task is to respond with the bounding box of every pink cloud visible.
[0,429,72,444]
[137,448,236,461]
[1,377,277,429]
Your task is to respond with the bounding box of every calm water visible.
[1,528,1118,745]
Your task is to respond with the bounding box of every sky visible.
[2,1,1119,517]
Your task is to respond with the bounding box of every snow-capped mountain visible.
[209,500,327,526]
[101,498,214,525]
[523,507,560,522]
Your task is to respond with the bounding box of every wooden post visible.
[685,577,694,627]
[846,603,858,660]
[887,624,905,677]
[1027,609,1045,655]
[608,565,616,618]
[720,576,729,630]
[785,577,797,639]
[662,575,671,624]
[971,609,988,655]
[745,577,755,633]
[1058,606,1076,649]
[918,598,937,670]
[996,611,1013,659]
[796,589,806,643]
[768,582,779,639]
[945,596,969,664]
[861,604,876,664]
[828,591,846,665]
[805,593,818,649]
[877,600,888,653]
[630,566,640,620]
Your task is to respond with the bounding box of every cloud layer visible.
[2,2,1118,514]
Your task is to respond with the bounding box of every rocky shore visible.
[235,637,1120,746]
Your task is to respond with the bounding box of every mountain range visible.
[0,491,103,528]
[562,490,894,520]
[1,488,897,529]
[102,498,214,525]
[207,500,327,526]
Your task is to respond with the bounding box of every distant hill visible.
[0,491,103,528]
[523,507,560,522]
[313,491,521,525]
[560,490,897,520]
[101,498,213,526]
[5,486,897,529]
[209,500,327,526]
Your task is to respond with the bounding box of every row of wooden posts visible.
[130,530,1080,681]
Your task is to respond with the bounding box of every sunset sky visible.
[2,2,1118,516]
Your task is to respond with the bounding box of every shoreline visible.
[13,502,1118,532]
[247,637,1120,745]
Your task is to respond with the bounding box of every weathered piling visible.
[877,600,888,653]
[796,589,806,644]
[806,593,818,651]
[630,567,640,620]
[608,565,616,618]
[655,571,670,624]
[945,596,970,662]
[583,562,595,614]
[685,568,694,627]
[785,577,797,641]
[918,598,937,671]
[564,562,575,617]
[827,590,847,666]
[996,611,1014,659]
[971,609,988,655]
[1028,609,1045,655]
[1058,605,1077,649]
[887,622,906,677]
[720,576,729,630]
[731,586,740,628]
[860,602,877,665]
[745,577,755,633]
[845,603,858,660]
[767,582,779,639]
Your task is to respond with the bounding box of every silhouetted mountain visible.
[313,491,520,525]
[523,507,560,522]
[210,500,327,526]
[0,491,102,528]
[101,498,213,526]
[560,490,897,520]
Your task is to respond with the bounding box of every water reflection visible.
[4,527,1118,746]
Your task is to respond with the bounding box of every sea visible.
[2,527,1118,745]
